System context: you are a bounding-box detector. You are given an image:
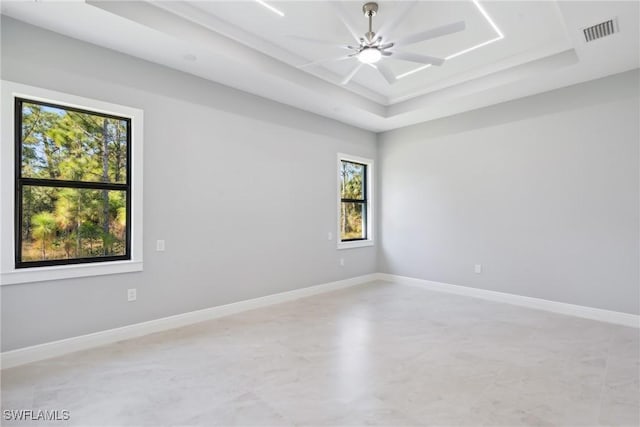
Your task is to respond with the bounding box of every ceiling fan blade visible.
[377,1,418,39]
[380,51,393,56]
[374,62,397,85]
[391,51,445,66]
[298,55,353,68]
[395,21,466,46]
[286,35,351,50]
[330,2,362,43]
[341,63,363,85]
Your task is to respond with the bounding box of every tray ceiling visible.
[1,1,638,131]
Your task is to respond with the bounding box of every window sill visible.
[1,260,143,285]
[337,240,375,250]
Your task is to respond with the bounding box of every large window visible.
[15,99,131,267]
[1,81,143,284]
[338,154,374,249]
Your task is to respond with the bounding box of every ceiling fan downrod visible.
[362,2,379,43]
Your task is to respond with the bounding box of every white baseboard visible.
[1,274,377,369]
[377,273,640,328]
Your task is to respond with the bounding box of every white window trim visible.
[337,153,374,250]
[0,81,144,285]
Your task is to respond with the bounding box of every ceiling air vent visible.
[583,18,618,42]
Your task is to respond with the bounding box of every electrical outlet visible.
[474,264,482,274]
[339,258,345,267]
[127,288,137,302]
[156,240,165,252]
[328,232,333,241]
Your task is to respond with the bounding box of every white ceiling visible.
[1,1,639,132]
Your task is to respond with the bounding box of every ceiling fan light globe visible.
[357,47,382,64]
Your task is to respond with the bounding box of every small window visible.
[15,98,131,268]
[338,154,374,249]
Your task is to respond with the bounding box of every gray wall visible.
[2,17,639,353]
[378,70,640,315]
[0,17,377,351]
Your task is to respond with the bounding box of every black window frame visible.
[14,97,132,269]
[340,160,368,242]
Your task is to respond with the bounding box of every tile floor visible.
[2,281,639,426]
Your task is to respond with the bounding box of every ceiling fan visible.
[290,2,466,85]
